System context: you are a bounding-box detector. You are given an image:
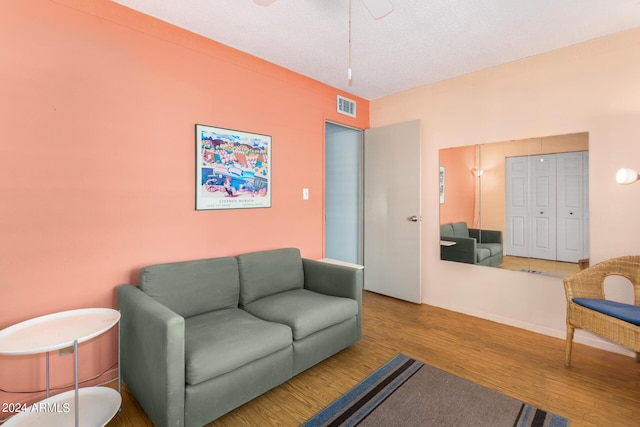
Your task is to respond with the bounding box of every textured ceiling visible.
[112,0,640,100]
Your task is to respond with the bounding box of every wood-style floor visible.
[107,291,640,427]
[499,256,581,276]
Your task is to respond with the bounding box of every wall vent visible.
[337,95,356,118]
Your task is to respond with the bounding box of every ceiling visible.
[112,0,640,100]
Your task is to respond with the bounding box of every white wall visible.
[371,27,640,356]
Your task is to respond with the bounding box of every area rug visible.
[303,354,569,427]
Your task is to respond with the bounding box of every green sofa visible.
[117,248,363,427]
[440,222,503,267]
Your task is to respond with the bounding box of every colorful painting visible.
[196,124,271,210]
[439,166,445,204]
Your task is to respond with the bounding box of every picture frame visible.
[439,166,445,204]
[196,124,271,210]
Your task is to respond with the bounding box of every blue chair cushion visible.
[572,298,640,326]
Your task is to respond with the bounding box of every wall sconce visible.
[615,168,640,185]
[471,168,484,177]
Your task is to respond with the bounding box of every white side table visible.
[317,258,364,269]
[0,308,121,427]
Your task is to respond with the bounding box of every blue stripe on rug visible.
[303,354,570,427]
[515,404,568,427]
[303,354,423,427]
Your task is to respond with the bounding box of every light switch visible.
[303,188,309,200]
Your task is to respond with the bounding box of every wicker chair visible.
[564,255,640,366]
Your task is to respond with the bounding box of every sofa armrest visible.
[117,285,186,427]
[469,228,502,244]
[440,237,477,264]
[301,258,364,339]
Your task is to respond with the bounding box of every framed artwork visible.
[196,124,271,210]
[439,166,445,204]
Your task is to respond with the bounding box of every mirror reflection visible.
[439,132,589,277]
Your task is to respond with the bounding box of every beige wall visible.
[371,27,640,355]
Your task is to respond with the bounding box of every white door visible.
[364,120,421,303]
[505,156,529,257]
[530,155,557,261]
[556,151,587,262]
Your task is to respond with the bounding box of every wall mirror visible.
[439,132,589,277]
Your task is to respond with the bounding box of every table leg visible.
[45,352,50,398]
[74,339,79,427]
[118,320,121,396]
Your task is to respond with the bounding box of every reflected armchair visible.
[564,255,640,366]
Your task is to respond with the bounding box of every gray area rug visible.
[303,354,569,427]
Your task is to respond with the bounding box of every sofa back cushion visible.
[440,224,454,237]
[139,257,240,318]
[237,248,304,306]
[441,222,470,238]
[451,222,470,238]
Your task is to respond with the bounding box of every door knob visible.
[409,215,420,222]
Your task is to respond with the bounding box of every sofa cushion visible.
[440,224,454,238]
[140,257,240,318]
[243,289,358,340]
[477,243,502,256]
[572,298,640,326]
[184,308,292,385]
[451,222,470,238]
[237,248,304,306]
[476,247,491,263]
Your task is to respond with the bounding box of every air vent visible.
[337,95,356,118]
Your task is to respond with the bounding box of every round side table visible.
[0,308,121,427]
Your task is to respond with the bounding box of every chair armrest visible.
[440,237,476,264]
[563,255,638,304]
[469,228,503,244]
[563,269,605,302]
[117,285,185,427]
[302,258,364,339]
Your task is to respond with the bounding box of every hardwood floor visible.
[107,291,640,426]
[499,255,581,276]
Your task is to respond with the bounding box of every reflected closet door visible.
[556,152,587,262]
[530,154,557,261]
[505,156,529,257]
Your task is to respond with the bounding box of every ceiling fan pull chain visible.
[349,0,353,86]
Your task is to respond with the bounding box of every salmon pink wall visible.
[0,0,368,411]
[438,145,475,226]
[371,27,640,356]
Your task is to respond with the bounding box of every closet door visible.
[506,151,588,263]
[556,152,587,262]
[505,156,529,257]
[530,155,557,261]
